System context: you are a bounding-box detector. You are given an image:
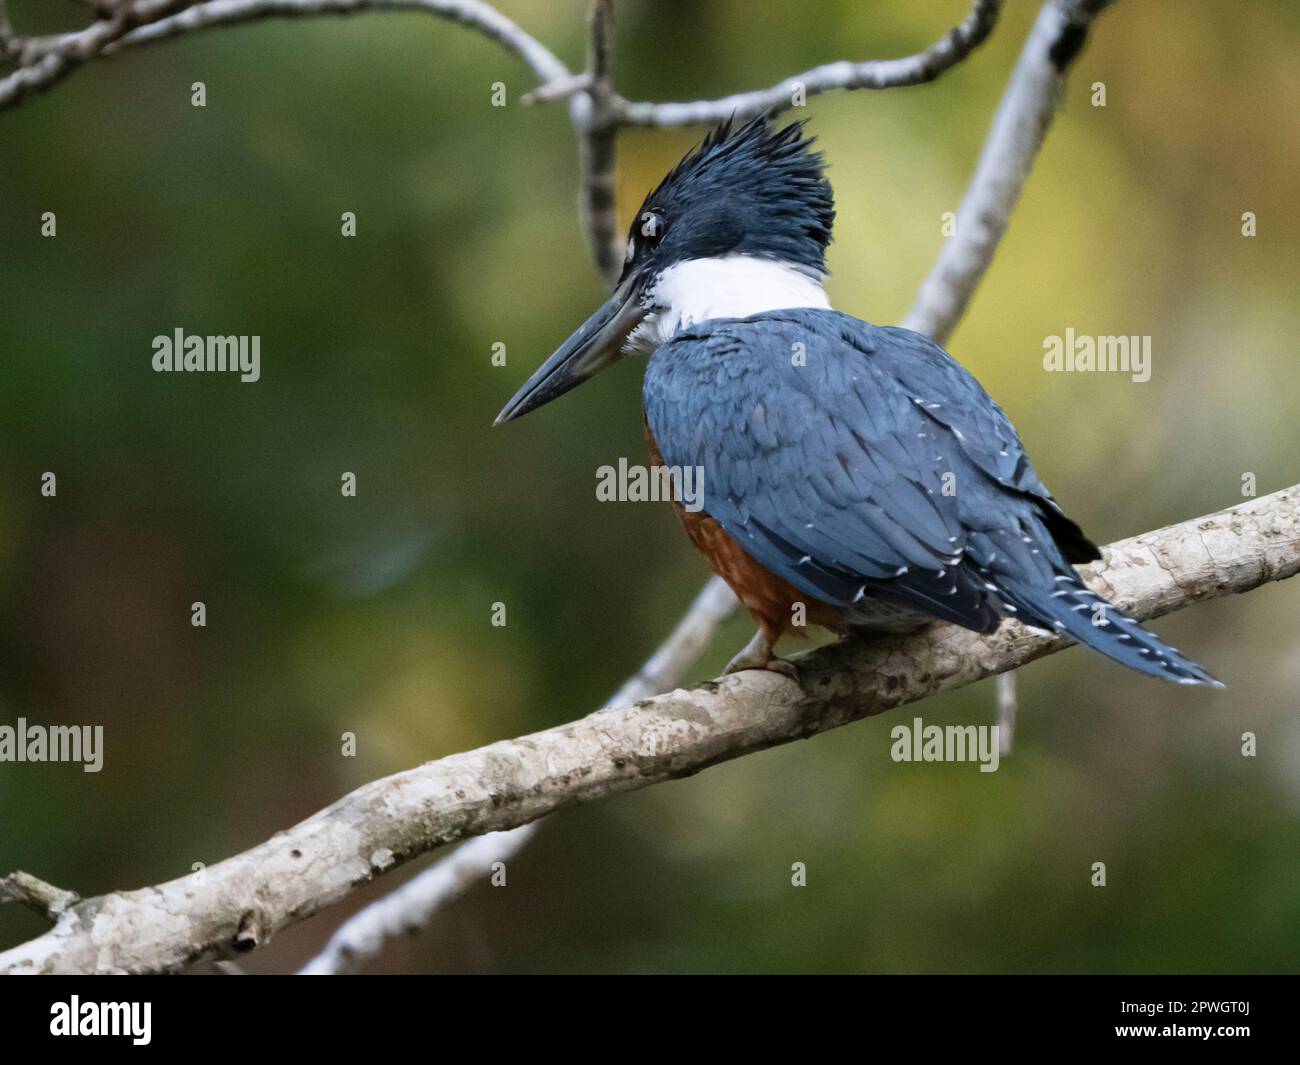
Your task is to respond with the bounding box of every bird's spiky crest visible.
[625,114,836,277]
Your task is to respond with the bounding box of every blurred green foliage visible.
[1,0,1298,972]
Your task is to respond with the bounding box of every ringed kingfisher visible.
[495,116,1219,687]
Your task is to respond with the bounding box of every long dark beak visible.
[494,275,645,425]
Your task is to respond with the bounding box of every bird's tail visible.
[1004,574,1223,687]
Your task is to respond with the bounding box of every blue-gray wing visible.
[642,310,1095,633]
[869,324,1099,564]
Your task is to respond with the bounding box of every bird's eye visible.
[626,211,665,265]
[639,211,665,244]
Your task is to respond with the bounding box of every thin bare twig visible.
[901,0,1113,343]
[0,0,189,110]
[297,823,538,974]
[0,871,80,920]
[615,0,1003,127]
[576,0,621,282]
[0,0,571,110]
[106,0,568,81]
[520,70,590,106]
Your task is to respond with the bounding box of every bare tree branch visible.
[574,0,622,282]
[107,0,569,80]
[520,70,590,105]
[0,0,571,111]
[614,0,1002,127]
[0,871,80,920]
[296,823,538,974]
[4,485,1296,974]
[901,0,1112,342]
[0,0,188,111]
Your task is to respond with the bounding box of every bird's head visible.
[494,115,834,424]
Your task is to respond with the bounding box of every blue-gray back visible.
[642,309,1098,632]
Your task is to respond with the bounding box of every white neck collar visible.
[629,254,829,352]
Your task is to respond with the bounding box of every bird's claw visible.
[765,657,800,681]
[724,650,800,682]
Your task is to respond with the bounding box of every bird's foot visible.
[724,628,799,681]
